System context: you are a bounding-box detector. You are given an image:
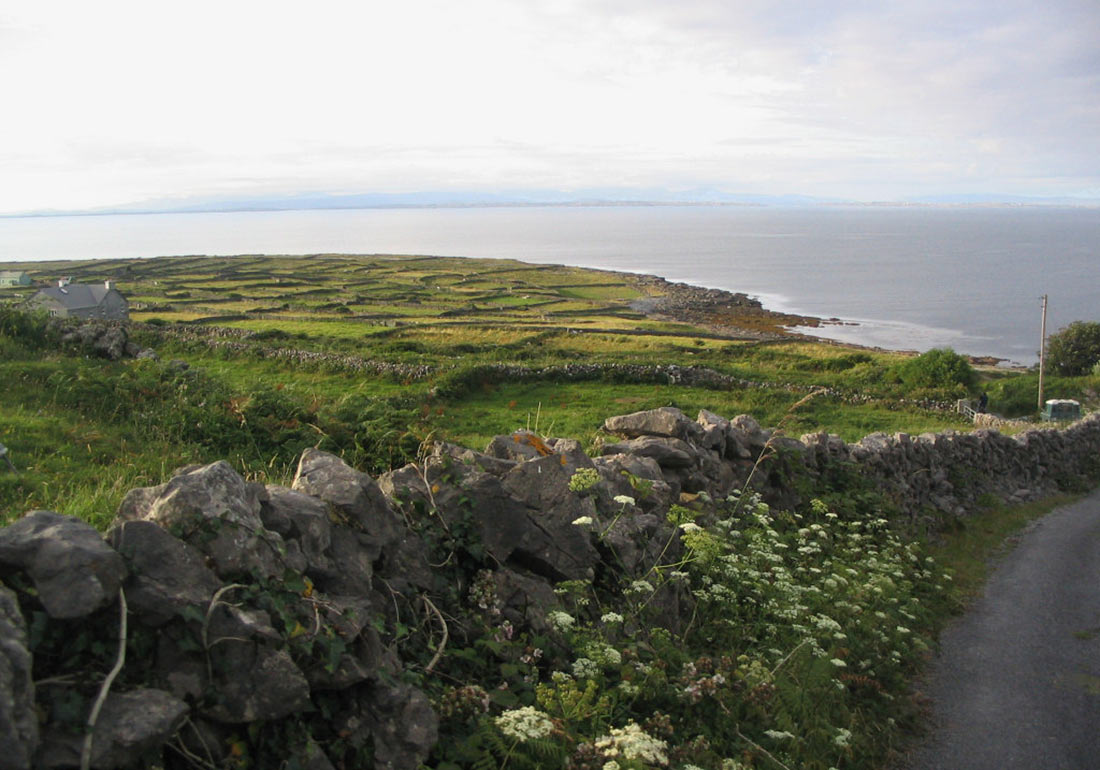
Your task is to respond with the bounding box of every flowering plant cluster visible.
[424,476,953,770]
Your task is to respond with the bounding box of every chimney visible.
[58,277,70,288]
[105,280,113,291]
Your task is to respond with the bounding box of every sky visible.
[2,0,1099,214]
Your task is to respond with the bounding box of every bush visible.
[1046,321,1100,376]
[891,348,977,397]
[0,307,57,350]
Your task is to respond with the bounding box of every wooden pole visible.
[1038,294,1047,413]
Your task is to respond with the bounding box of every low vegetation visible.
[1,254,1098,769]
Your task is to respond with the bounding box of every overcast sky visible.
[2,0,1099,214]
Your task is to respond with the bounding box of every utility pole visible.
[1038,294,1048,412]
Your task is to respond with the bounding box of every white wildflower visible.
[763,730,795,741]
[613,495,636,506]
[679,522,702,533]
[573,657,600,678]
[601,612,624,624]
[572,516,594,526]
[595,723,668,765]
[834,728,852,747]
[627,579,654,594]
[830,658,847,667]
[494,706,554,742]
[548,611,575,632]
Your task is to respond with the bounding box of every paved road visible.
[899,488,1100,770]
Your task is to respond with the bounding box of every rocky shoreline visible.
[629,272,1012,366]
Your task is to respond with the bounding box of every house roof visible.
[0,270,28,279]
[36,284,116,310]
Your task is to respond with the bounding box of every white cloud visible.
[0,0,1098,212]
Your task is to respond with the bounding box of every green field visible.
[3,253,1096,522]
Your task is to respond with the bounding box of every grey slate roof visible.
[37,284,112,310]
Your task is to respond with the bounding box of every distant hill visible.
[8,188,1098,218]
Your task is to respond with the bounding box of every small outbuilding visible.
[0,270,32,287]
[27,279,129,320]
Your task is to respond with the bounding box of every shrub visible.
[1046,321,1100,376]
[0,307,57,350]
[890,348,977,397]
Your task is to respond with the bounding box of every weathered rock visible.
[59,322,131,361]
[492,568,558,633]
[362,682,439,770]
[293,449,402,561]
[36,688,188,770]
[604,407,704,443]
[600,511,676,575]
[592,453,676,512]
[431,442,518,477]
[303,596,386,690]
[0,511,126,619]
[485,430,555,461]
[261,486,334,571]
[114,462,271,572]
[501,455,600,581]
[599,436,697,469]
[203,645,311,723]
[108,520,222,626]
[310,524,375,596]
[0,585,36,770]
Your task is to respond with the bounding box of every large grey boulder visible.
[0,586,36,770]
[108,520,222,626]
[293,449,402,562]
[36,688,187,770]
[0,511,126,619]
[116,460,262,532]
[114,461,286,579]
[501,455,600,581]
[604,407,704,443]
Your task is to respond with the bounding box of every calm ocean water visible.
[2,205,1097,364]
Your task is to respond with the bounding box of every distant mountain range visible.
[10,188,1100,217]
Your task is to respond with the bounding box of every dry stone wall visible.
[0,408,1096,768]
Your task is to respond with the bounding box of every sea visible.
[2,205,1098,366]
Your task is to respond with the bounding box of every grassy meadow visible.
[2,253,1096,524]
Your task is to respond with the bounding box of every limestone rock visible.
[0,511,126,619]
[599,435,697,469]
[261,486,334,572]
[0,586,36,770]
[362,682,439,770]
[203,645,311,723]
[604,406,704,443]
[293,449,402,562]
[113,462,280,580]
[108,520,222,626]
[36,688,188,770]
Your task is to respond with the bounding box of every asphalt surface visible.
[898,488,1100,769]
